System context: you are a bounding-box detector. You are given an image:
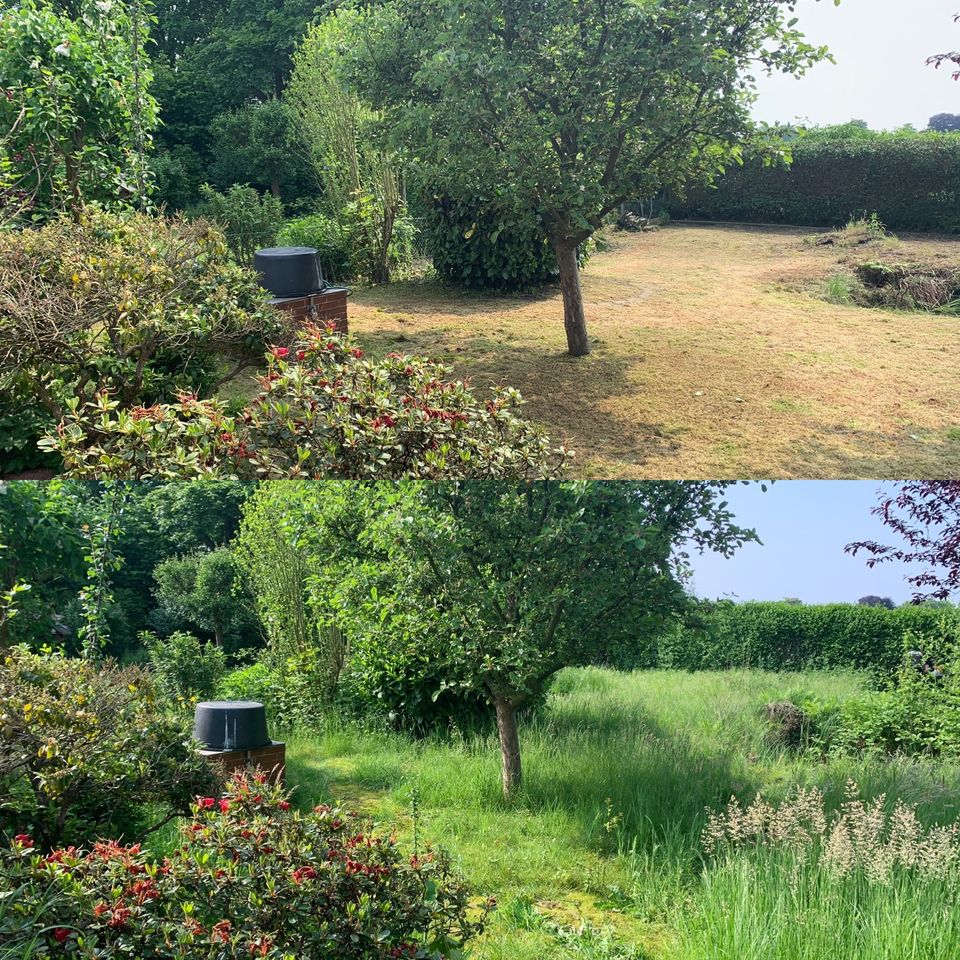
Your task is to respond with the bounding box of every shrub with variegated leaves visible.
[42,327,567,479]
[0,770,487,959]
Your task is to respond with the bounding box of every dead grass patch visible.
[349,224,960,478]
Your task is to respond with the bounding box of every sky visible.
[686,481,938,606]
[751,0,960,130]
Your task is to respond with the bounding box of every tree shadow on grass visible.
[353,276,562,318]
[518,704,754,864]
[358,324,681,471]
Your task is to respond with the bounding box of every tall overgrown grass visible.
[152,669,960,959]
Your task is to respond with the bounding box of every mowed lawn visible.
[281,668,960,960]
[350,224,960,478]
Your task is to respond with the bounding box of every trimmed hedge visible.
[654,602,960,674]
[669,133,960,233]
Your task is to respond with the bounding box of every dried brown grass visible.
[350,224,960,479]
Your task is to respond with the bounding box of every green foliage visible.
[195,183,284,265]
[47,330,565,480]
[0,0,158,218]
[217,661,328,732]
[0,481,86,648]
[153,548,251,648]
[0,770,485,958]
[810,618,960,758]
[144,629,226,704]
[0,376,59,475]
[277,213,354,283]
[652,601,960,674]
[0,206,281,423]
[77,482,129,660]
[209,99,308,202]
[670,129,960,232]
[286,10,408,283]
[0,648,217,850]
[147,0,318,210]
[421,191,561,290]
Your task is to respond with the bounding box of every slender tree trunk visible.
[493,694,522,798]
[213,622,224,648]
[270,174,280,199]
[552,237,590,357]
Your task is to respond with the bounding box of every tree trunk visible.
[213,622,224,648]
[270,174,280,199]
[493,695,522,798]
[552,237,590,356]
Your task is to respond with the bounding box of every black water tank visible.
[193,701,270,751]
[253,246,324,298]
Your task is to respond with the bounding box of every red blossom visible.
[272,347,289,359]
[52,928,70,943]
[278,800,291,811]
[219,799,231,813]
[212,919,232,943]
[13,834,34,847]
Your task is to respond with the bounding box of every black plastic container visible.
[193,701,270,751]
[253,246,324,298]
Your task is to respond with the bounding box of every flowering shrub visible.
[0,648,218,850]
[0,771,487,959]
[43,327,567,479]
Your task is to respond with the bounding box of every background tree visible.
[153,548,249,648]
[847,482,960,602]
[928,112,960,132]
[0,0,157,219]
[351,0,831,355]
[209,100,309,201]
[321,481,756,797]
[857,595,897,609]
[287,11,407,283]
[149,0,317,209]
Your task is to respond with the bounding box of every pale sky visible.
[687,482,939,606]
[752,0,960,130]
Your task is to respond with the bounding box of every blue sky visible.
[686,481,936,606]
[752,0,960,130]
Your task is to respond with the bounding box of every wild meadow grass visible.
[155,668,960,959]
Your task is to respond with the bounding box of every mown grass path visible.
[351,225,960,479]
[284,668,960,959]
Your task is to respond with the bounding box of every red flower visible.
[52,928,70,943]
[212,919,232,943]
[13,834,33,847]
[291,865,318,884]
[93,903,109,918]
[296,350,307,361]
[219,799,231,813]
[272,347,289,359]
[351,347,364,359]
[278,800,291,811]
[200,797,216,810]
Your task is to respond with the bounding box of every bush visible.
[278,213,354,283]
[0,648,218,850]
[816,617,960,758]
[0,206,281,425]
[217,660,329,732]
[0,770,486,959]
[653,602,960,675]
[668,130,960,233]
[195,184,285,266]
[422,190,561,290]
[0,375,59,476]
[45,328,566,480]
[144,631,226,705]
[278,211,417,285]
